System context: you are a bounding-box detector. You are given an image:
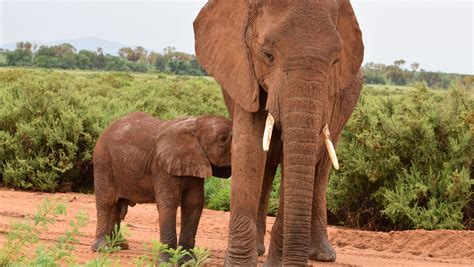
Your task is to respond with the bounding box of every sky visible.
[0,0,473,74]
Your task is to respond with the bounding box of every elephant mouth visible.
[262,112,339,170]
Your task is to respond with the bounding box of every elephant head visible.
[195,0,363,263]
[155,116,232,179]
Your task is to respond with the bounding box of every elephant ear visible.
[194,1,260,112]
[155,119,212,178]
[336,0,364,90]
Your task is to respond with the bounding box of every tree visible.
[52,43,76,58]
[394,59,406,67]
[118,46,147,62]
[410,62,420,72]
[419,70,441,87]
[95,47,106,69]
[386,65,407,85]
[147,52,159,65]
[155,53,167,72]
[134,46,147,62]
[5,42,33,66]
[118,47,133,60]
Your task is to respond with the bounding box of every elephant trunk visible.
[280,78,325,265]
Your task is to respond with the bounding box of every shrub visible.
[204,178,231,211]
[327,83,473,230]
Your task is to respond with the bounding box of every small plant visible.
[134,239,169,266]
[182,247,210,267]
[0,198,89,266]
[99,224,130,254]
[163,246,190,266]
[133,240,210,267]
[0,197,211,266]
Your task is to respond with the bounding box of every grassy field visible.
[0,67,472,232]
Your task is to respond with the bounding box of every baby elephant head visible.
[155,115,232,179]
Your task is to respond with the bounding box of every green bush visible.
[204,178,231,211]
[204,168,281,216]
[327,83,473,230]
[0,68,227,191]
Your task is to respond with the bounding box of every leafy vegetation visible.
[327,83,473,230]
[363,60,473,89]
[0,67,472,231]
[1,42,205,75]
[0,198,210,266]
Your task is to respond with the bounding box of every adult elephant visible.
[194,0,364,265]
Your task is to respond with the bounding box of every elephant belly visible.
[116,175,156,204]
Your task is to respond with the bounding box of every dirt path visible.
[0,189,472,266]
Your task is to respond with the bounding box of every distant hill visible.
[0,37,141,55]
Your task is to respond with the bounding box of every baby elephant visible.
[91,112,232,260]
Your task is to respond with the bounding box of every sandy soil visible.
[0,188,472,266]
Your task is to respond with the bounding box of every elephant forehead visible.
[255,1,341,55]
[175,117,197,126]
[201,117,230,137]
[113,122,132,139]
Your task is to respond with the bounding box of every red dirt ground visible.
[0,188,472,266]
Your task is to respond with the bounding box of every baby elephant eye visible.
[218,135,228,143]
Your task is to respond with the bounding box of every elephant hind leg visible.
[92,202,129,252]
[178,179,205,264]
[92,167,129,251]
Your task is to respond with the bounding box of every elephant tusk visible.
[323,125,339,170]
[262,113,275,152]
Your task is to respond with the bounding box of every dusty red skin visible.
[194,1,365,265]
[91,112,232,260]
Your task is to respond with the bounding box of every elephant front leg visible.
[157,204,178,263]
[256,166,276,256]
[225,106,267,266]
[257,133,282,256]
[178,179,204,264]
[309,156,336,262]
[264,159,284,267]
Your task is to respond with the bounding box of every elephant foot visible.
[257,242,266,256]
[158,252,172,264]
[91,236,129,252]
[91,238,103,252]
[157,251,193,265]
[224,253,258,267]
[117,241,129,250]
[178,251,195,265]
[263,256,281,267]
[309,236,336,262]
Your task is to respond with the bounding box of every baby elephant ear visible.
[155,119,212,178]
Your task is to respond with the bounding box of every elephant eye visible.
[262,48,274,64]
[218,135,228,143]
